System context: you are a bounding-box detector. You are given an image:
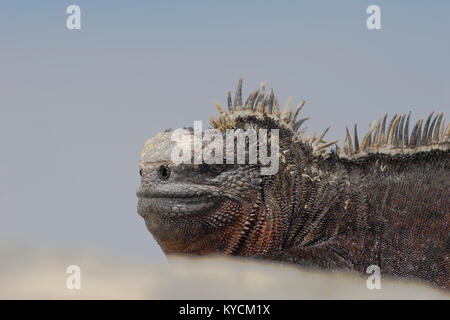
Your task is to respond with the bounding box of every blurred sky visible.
[0,1,449,263]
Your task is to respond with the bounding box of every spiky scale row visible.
[210,78,336,158]
[340,111,449,158]
[211,78,308,130]
[211,78,449,160]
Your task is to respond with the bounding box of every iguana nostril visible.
[158,165,171,180]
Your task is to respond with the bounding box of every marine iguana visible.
[137,78,449,289]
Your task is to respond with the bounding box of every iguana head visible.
[136,78,335,256]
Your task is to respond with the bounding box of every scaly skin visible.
[137,79,449,289]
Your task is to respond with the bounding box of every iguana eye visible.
[158,165,171,180]
[139,169,143,176]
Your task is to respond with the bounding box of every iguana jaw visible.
[137,193,223,217]
[137,182,240,255]
[137,179,225,218]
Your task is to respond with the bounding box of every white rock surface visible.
[0,246,448,299]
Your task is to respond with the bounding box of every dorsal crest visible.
[210,78,337,157]
[338,111,449,159]
[210,78,449,159]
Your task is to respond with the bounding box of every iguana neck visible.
[278,150,449,286]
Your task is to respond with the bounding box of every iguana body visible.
[137,79,449,289]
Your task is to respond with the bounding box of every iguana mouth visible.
[137,195,221,217]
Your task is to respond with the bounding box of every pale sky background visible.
[0,1,449,264]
